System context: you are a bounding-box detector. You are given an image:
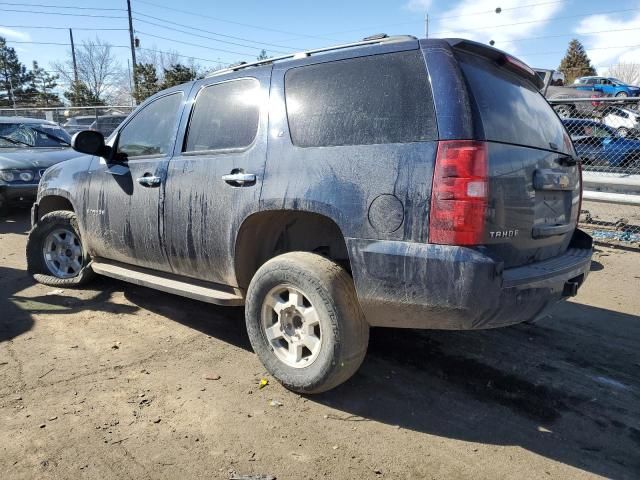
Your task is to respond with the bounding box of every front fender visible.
[36,154,93,226]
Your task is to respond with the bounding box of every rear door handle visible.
[221,172,256,186]
[137,175,161,187]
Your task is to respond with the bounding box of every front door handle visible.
[221,172,256,186]
[137,175,161,187]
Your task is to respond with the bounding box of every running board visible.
[91,259,244,306]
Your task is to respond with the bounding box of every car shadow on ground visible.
[123,284,640,479]
[0,208,31,235]
[0,270,142,344]
[0,266,35,343]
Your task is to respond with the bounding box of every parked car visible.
[90,114,128,137]
[27,37,592,393]
[574,76,640,98]
[63,116,97,136]
[600,106,640,137]
[0,117,79,216]
[535,68,605,118]
[563,118,640,168]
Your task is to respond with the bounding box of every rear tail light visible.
[429,140,488,245]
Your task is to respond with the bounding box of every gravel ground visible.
[1,209,639,480]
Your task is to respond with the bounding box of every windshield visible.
[0,123,71,148]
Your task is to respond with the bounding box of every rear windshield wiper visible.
[28,127,71,146]
[0,135,31,147]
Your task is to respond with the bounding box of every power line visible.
[304,0,567,37]
[0,24,128,31]
[499,27,640,45]
[133,12,301,51]
[135,0,335,42]
[0,1,124,10]
[4,39,238,64]
[521,43,640,57]
[135,31,258,57]
[0,8,126,18]
[430,8,640,37]
[133,17,290,54]
[431,0,565,21]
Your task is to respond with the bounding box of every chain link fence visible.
[0,105,135,126]
[549,97,640,247]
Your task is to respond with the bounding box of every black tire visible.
[615,91,628,98]
[245,252,369,394]
[26,210,95,287]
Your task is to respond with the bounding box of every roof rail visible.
[206,34,417,77]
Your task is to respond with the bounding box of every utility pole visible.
[69,28,78,84]
[424,13,429,39]
[127,0,138,103]
[127,59,134,107]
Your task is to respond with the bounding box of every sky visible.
[2,0,640,93]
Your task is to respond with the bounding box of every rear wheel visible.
[26,210,94,287]
[617,127,630,138]
[245,252,369,394]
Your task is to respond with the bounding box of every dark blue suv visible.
[26,36,593,393]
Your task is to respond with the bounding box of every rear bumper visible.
[347,230,592,330]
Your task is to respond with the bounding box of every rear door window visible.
[185,78,260,152]
[457,51,571,154]
[284,50,437,147]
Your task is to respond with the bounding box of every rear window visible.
[457,52,571,154]
[285,50,437,147]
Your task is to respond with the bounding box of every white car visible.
[601,107,640,137]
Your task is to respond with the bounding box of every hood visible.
[0,148,83,170]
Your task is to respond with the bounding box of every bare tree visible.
[52,37,121,103]
[606,63,640,85]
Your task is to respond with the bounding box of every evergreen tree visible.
[64,81,103,106]
[27,61,61,107]
[161,64,196,89]
[558,39,597,84]
[134,63,160,102]
[0,36,32,107]
[257,49,270,61]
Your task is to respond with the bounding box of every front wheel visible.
[618,127,630,138]
[245,252,369,394]
[26,210,95,287]
[615,91,628,98]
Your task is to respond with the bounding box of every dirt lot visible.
[1,210,639,480]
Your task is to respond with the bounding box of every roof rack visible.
[206,34,417,77]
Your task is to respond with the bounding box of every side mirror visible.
[71,130,111,158]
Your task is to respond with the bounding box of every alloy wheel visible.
[261,285,322,368]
